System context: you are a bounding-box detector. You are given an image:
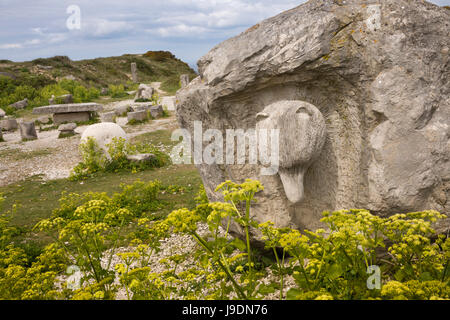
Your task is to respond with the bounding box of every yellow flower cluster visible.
[166,208,200,233]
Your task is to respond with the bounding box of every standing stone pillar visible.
[180,74,190,88]
[19,122,38,141]
[131,63,138,83]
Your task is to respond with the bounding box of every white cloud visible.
[152,24,209,38]
[84,19,133,38]
[47,33,68,43]
[0,43,23,49]
[26,39,41,45]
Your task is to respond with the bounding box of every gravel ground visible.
[56,222,295,300]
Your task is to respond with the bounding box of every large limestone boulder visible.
[80,123,127,152]
[176,0,450,234]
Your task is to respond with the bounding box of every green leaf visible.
[286,288,302,300]
[419,272,433,281]
[328,263,343,280]
[231,238,247,251]
[257,283,277,295]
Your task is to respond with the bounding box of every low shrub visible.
[144,51,175,61]
[108,84,128,98]
[70,137,170,180]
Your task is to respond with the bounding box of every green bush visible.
[143,51,175,61]
[0,75,102,114]
[70,137,170,180]
[108,84,128,98]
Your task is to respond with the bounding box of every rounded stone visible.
[80,122,127,152]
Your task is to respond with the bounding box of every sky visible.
[0,0,448,69]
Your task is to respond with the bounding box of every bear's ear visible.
[296,106,312,116]
[256,112,269,121]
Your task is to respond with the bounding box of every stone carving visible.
[177,0,450,234]
[255,100,326,204]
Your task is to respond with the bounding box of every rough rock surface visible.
[33,103,103,115]
[101,112,116,123]
[80,123,127,152]
[37,116,52,124]
[161,96,176,111]
[131,62,138,83]
[132,104,152,112]
[115,105,129,117]
[180,74,190,88]
[0,118,18,131]
[19,122,38,141]
[176,0,450,234]
[150,105,164,119]
[135,84,154,101]
[58,123,77,132]
[127,111,148,123]
[0,108,5,118]
[9,98,28,110]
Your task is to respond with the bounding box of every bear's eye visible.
[296,107,311,116]
[256,112,269,121]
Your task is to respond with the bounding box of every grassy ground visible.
[0,164,201,229]
[130,129,178,147]
[0,127,201,249]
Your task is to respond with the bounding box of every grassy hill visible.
[0,51,197,114]
[0,51,197,93]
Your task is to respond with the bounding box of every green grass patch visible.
[0,164,201,230]
[130,130,178,148]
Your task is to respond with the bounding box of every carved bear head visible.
[256,100,326,204]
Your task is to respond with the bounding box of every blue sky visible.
[0,0,448,68]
